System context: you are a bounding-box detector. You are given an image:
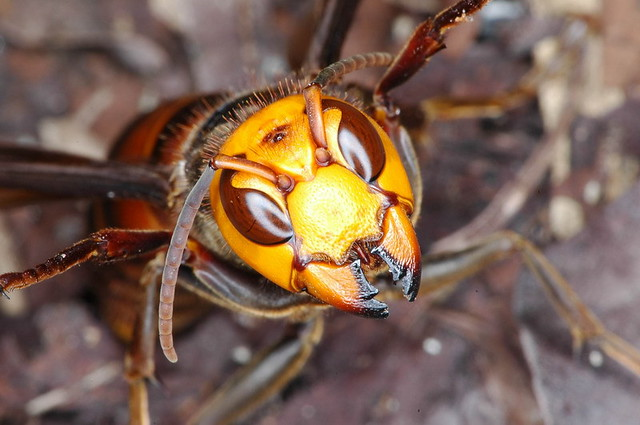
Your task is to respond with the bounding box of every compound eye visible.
[323,99,386,182]
[220,170,293,245]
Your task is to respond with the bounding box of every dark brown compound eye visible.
[322,99,386,182]
[219,169,293,245]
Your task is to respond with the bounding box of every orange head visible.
[209,93,421,317]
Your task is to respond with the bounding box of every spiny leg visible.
[0,230,171,423]
[0,229,171,296]
[187,316,324,425]
[382,231,640,377]
[373,0,491,110]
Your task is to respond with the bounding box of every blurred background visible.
[1,0,640,423]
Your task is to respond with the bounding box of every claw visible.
[400,267,420,301]
[293,260,388,318]
[373,204,421,301]
[372,245,419,301]
[359,298,389,318]
[350,259,378,300]
[290,204,419,316]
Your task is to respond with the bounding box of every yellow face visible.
[209,94,420,317]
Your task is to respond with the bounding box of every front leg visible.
[0,231,171,424]
[0,229,171,295]
[373,0,490,110]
